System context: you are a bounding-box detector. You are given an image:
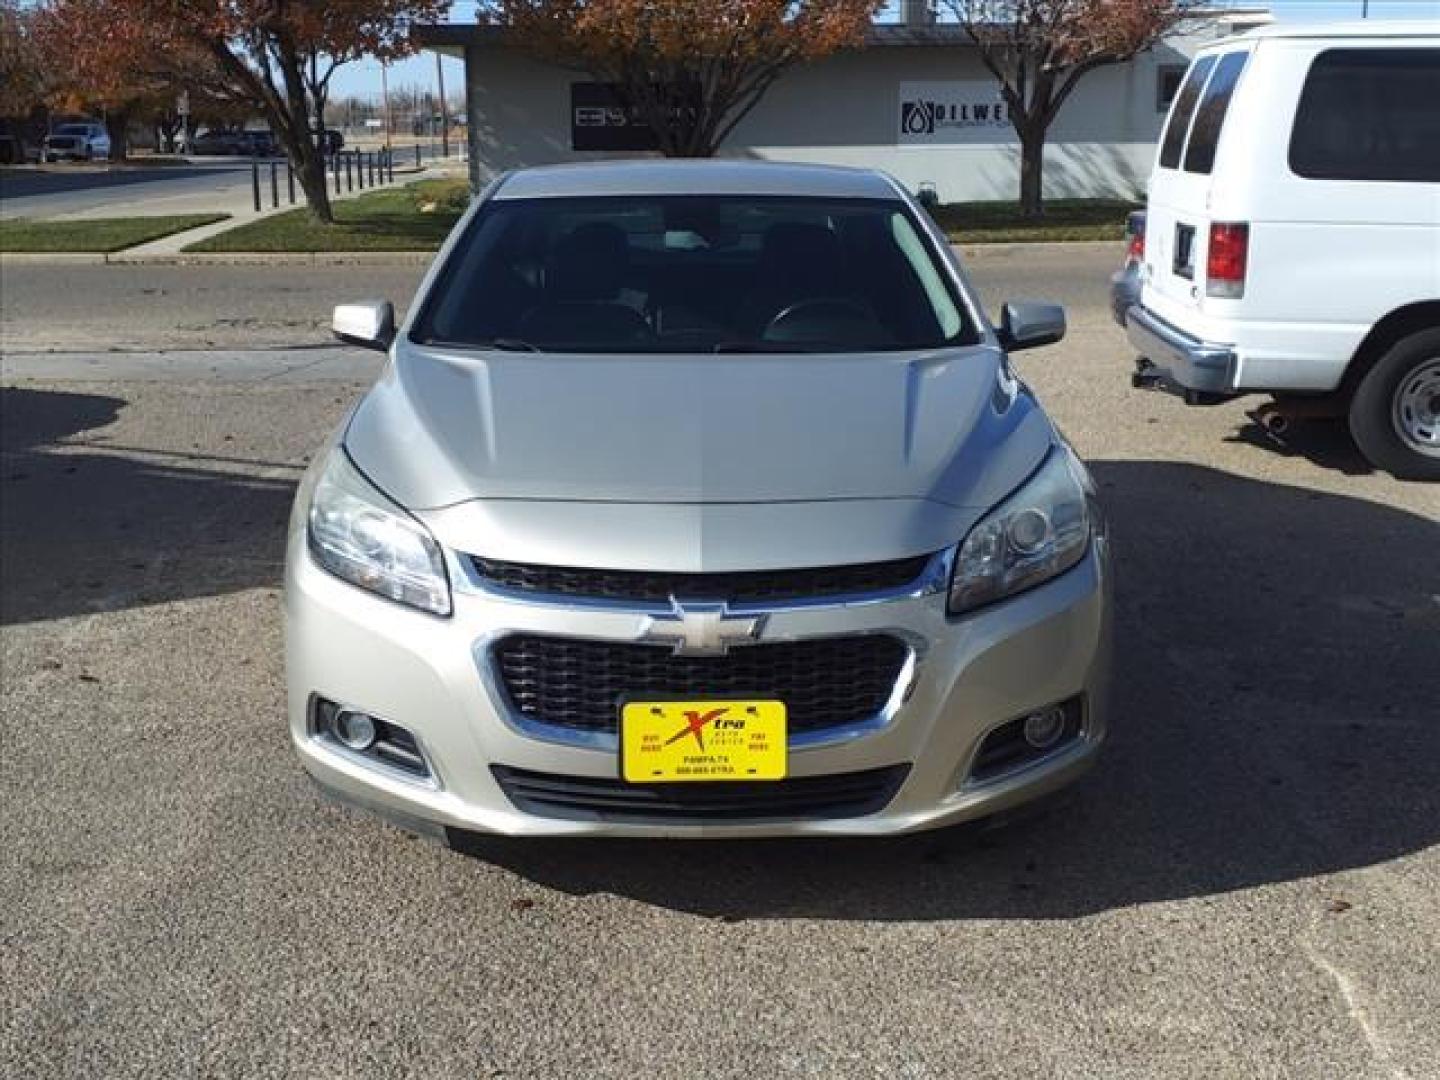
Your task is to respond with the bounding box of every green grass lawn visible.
[180,183,1133,253]
[930,199,1140,243]
[187,178,471,253]
[0,214,229,253]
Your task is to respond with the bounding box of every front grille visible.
[490,763,910,823]
[471,553,932,605]
[492,634,910,738]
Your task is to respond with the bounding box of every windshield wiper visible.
[713,340,828,354]
[482,338,539,352]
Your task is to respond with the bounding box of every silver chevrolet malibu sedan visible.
[286,161,1112,839]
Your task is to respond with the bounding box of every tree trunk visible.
[292,137,333,223]
[105,109,131,162]
[1018,127,1045,218]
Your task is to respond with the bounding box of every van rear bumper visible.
[1125,304,1238,399]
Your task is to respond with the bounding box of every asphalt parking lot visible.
[2,245,1437,1079]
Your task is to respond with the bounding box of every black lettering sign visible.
[570,83,658,151]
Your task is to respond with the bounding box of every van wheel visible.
[1349,328,1440,481]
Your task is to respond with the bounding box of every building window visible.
[1156,64,1187,113]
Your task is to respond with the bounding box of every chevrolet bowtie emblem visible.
[637,601,765,657]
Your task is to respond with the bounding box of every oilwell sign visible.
[898,82,1015,144]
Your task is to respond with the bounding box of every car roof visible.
[493,160,902,201]
[1223,19,1440,43]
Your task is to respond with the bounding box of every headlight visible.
[307,449,451,616]
[948,447,1092,614]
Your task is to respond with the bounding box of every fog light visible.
[1022,707,1067,749]
[333,710,378,751]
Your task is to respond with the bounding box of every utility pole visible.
[381,62,392,149]
[437,53,450,158]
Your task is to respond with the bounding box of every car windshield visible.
[56,125,91,135]
[415,194,977,353]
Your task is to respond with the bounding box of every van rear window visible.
[1183,51,1249,175]
[1158,56,1215,169]
[1289,48,1440,182]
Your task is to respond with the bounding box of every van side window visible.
[1158,56,1216,169]
[1183,51,1249,175]
[1289,48,1440,183]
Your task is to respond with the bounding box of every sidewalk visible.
[1,346,384,383]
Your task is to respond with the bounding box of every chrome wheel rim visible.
[1391,357,1440,458]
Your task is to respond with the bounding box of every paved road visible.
[0,145,462,221]
[2,247,1437,1079]
[0,244,1102,354]
[0,162,260,221]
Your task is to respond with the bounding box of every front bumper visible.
[1125,303,1239,401]
[286,528,1113,839]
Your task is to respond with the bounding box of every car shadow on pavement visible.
[1226,413,1376,477]
[455,460,1440,920]
[0,386,298,626]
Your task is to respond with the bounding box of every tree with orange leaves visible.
[482,0,884,158]
[942,0,1196,216]
[33,0,214,161]
[2,1,49,119]
[53,0,447,220]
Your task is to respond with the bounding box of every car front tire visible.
[1349,327,1440,481]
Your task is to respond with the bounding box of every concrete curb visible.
[954,238,1123,257]
[0,250,437,266]
[4,237,1119,268]
[0,251,111,265]
[1,346,384,384]
[113,250,438,266]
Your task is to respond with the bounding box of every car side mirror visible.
[997,300,1066,353]
[332,300,395,352]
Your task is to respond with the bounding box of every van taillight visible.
[1206,222,1248,298]
[1124,211,1146,263]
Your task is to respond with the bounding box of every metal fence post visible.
[368,152,375,188]
[345,152,353,192]
[270,160,279,208]
[414,143,421,169]
[287,161,295,205]
[332,154,340,195]
[388,148,395,183]
[251,161,260,212]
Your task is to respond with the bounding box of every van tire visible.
[1348,328,1440,481]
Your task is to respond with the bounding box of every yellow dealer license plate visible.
[621,700,787,783]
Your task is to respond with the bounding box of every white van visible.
[1121,21,1439,480]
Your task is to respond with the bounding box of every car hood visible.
[345,341,1053,515]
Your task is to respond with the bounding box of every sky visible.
[328,0,1440,100]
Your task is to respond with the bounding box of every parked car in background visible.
[235,130,278,157]
[191,129,244,156]
[42,122,110,162]
[287,160,1111,841]
[315,128,344,154]
[1119,21,1440,480]
[190,129,276,156]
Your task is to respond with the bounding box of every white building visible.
[418,6,1271,203]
